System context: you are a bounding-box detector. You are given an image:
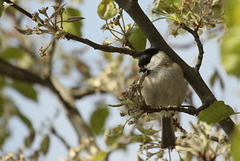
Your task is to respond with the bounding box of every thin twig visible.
[47,8,59,75]
[51,127,71,149]
[3,0,33,19]
[70,88,107,99]
[47,39,56,75]
[172,118,188,135]
[180,23,204,71]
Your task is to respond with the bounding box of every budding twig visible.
[180,23,204,71]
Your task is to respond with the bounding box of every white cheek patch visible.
[146,54,161,70]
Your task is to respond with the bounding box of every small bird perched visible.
[138,48,187,148]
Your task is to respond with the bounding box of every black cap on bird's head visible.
[138,48,159,73]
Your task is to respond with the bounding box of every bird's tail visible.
[161,116,176,148]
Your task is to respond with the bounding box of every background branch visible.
[0,58,47,85]
[2,1,99,152]
[70,88,107,99]
[47,76,94,141]
[0,58,98,150]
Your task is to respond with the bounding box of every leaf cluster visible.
[98,0,147,50]
[151,0,224,37]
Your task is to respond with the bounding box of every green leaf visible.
[210,70,217,87]
[97,0,118,20]
[63,16,85,23]
[0,127,10,147]
[225,0,240,28]
[221,28,240,77]
[126,26,147,50]
[0,47,32,69]
[102,52,112,61]
[24,129,35,148]
[198,101,234,125]
[90,107,109,135]
[40,135,50,155]
[152,0,181,16]
[1,47,25,60]
[16,108,34,130]
[62,8,83,37]
[0,96,4,117]
[93,151,108,161]
[105,135,119,146]
[105,125,124,146]
[0,76,6,90]
[11,81,37,102]
[209,70,225,90]
[15,106,35,147]
[15,26,32,35]
[222,0,240,77]
[231,128,240,161]
[135,124,158,135]
[130,134,152,143]
[110,124,124,136]
[0,0,4,18]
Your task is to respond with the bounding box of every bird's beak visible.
[139,67,147,73]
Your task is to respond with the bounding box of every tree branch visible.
[180,23,204,71]
[47,76,100,152]
[142,105,198,116]
[0,58,47,85]
[46,76,99,153]
[65,33,141,58]
[114,0,235,136]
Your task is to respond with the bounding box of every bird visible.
[138,48,187,148]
